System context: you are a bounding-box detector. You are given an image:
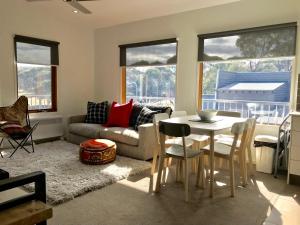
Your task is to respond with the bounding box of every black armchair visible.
[0,171,52,225]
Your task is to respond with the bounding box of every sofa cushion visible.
[129,103,172,127]
[105,99,133,127]
[69,123,102,138]
[135,107,159,131]
[100,126,139,146]
[85,101,108,124]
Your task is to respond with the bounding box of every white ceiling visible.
[23,0,240,29]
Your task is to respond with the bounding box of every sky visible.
[126,43,177,65]
[204,35,241,60]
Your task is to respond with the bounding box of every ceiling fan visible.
[26,0,99,14]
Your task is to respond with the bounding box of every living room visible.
[0,0,300,225]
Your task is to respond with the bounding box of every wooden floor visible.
[0,201,52,225]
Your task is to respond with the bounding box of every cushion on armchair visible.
[0,121,26,135]
[0,121,29,138]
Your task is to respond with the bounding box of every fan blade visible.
[68,0,91,14]
[26,0,51,2]
[64,0,99,1]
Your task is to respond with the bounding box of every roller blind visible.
[198,22,297,62]
[15,35,60,66]
[119,38,177,67]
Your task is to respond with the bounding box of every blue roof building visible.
[216,71,291,102]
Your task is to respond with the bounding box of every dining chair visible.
[171,111,210,176]
[152,113,194,184]
[215,110,241,142]
[215,118,256,180]
[201,121,247,197]
[152,113,170,176]
[155,121,204,202]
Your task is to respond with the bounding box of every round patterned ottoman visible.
[79,139,117,165]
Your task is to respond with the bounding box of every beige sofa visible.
[67,115,159,160]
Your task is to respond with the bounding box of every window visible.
[198,23,297,124]
[119,38,177,108]
[14,35,59,112]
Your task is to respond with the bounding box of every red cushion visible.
[0,121,26,135]
[105,99,133,127]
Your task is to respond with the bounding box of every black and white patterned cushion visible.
[129,103,173,127]
[85,101,108,124]
[135,107,158,130]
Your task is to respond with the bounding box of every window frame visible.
[14,35,59,113]
[119,38,178,104]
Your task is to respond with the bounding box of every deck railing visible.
[202,99,289,124]
[26,95,51,110]
[127,96,175,108]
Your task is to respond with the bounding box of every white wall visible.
[1,0,299,123]
[94,0,300,114]
[0,1,95,117]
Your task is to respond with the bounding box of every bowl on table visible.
[197,110,217,121]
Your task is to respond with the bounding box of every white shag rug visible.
[0,141,151,205]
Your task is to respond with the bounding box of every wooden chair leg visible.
[243,149,248,186]
[196,155,205,188]
[175,159,180,182]
[168,157,172,167]
[151,148,158,176]
[155,154,165,192]
[178,160,183,182]
[201,155,206,188]
[229,158,235,197]
[191,142,199,173]
[238,151,246,187]
[247,146,254,177]
[162,158,168,184]
[184,159,189,202]
[163,157,172,183]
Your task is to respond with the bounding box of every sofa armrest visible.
[138,123,159,160]
[67,115,86,125]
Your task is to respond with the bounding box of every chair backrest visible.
[0,96,29,127]
[229,121,247,156]
[159,121,191,158]
[170,111,187,118]
[153,113,169,144]
[217,110,241,118]
[159,121,190,137]
[231,122,246,135]
[245,118,257,149]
